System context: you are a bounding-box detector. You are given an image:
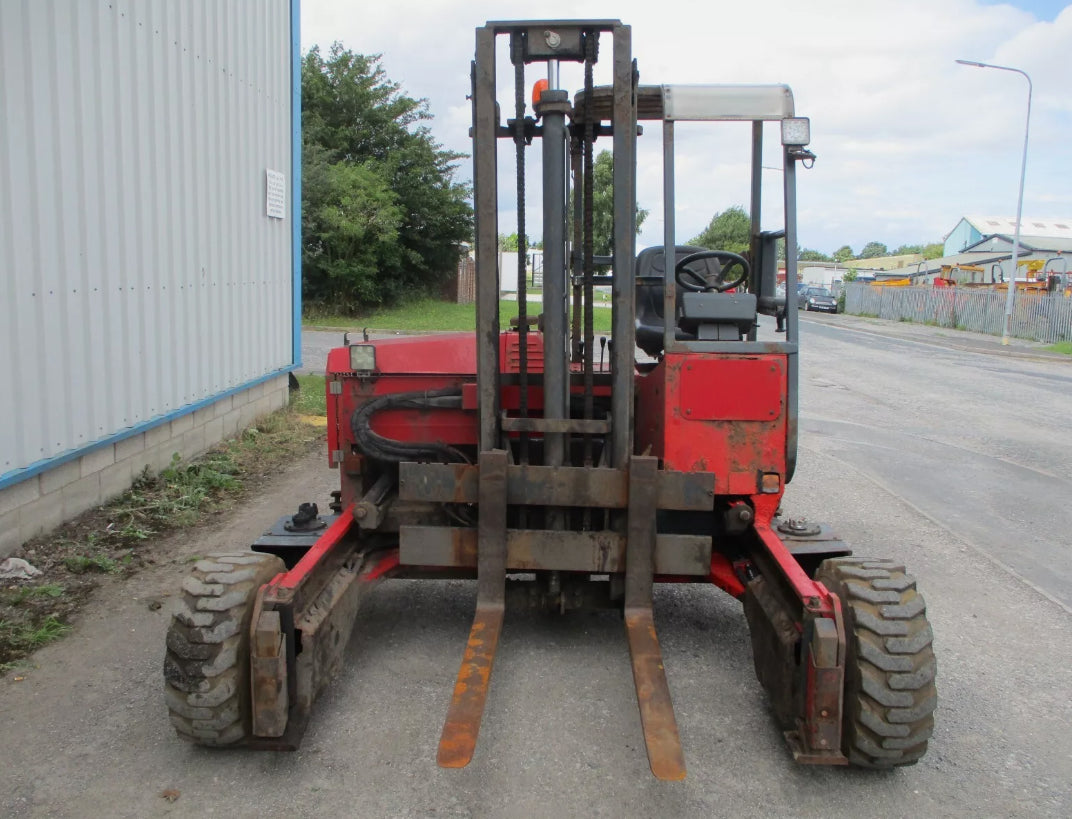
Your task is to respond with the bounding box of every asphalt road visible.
[798,313,1072,611]
[1,317,1070,817]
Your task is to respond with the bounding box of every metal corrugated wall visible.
[0,0,294,481]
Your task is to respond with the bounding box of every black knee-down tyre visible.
[163,551,285,746]
[815,558,937,768]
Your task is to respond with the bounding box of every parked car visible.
[798,286,838,312]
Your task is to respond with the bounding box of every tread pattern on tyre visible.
[815,558,936,768]
[163,552,284,747]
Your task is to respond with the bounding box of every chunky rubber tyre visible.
[163,551,285,746]
[815,558,936,768]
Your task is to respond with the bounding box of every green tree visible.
[580,150,648,260]
[832,245,854,262]
[891,243,923,256]
[799,248,832,262]
[891,242,944,259]
[498,233,541,252]
[859,241,889,259]
[690,205,750,255]
[301,44,473,312]
[302,144,403,307]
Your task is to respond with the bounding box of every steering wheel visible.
[674,250,751,293]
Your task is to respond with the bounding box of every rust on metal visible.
[436,605,505,768]
[623,455,687,781]
[506,529,622,572]
[251,544,396,749]
[656,469,715,511]
[789,598,848,764]
[399,525,711,576]
[399,461,714,511]
[251,609,288,738]
[398,461,476,505]
[437,449,509,769]
[625,609,687,781]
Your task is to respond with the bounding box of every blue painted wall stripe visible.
[0,368,294,492]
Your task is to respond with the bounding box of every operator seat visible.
[635,245,756,356]
[635,245,710,357]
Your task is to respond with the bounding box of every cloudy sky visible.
[302,1,1071,256]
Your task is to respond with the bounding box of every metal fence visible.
[844,284,1072,344]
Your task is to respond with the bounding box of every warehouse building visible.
[0,0,301,556]
[943,215,1072,257]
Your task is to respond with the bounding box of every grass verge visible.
[304,296,613,334]
[0,386,328,673]
[292,374,328,416]
[1041,341,1072,356]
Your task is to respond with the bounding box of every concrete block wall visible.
[0,375,290,559]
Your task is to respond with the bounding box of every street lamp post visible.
[955,59,1032,345]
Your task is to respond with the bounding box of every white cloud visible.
[302,0,1072,254]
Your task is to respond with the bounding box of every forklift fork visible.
[437,449,508,768]
[436,452,687,781]
[623,455,686,781]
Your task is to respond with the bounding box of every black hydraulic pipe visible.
[582,33,596,466]
[512,36,530,465]
[661,119,676,357]
[748,121,763,342]
[783,148,799,482]
[570,145,584,362]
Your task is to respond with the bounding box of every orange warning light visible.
[532,79,549,106]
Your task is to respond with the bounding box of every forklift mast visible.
[427,20,822,778]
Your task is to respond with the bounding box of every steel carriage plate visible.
[398,462,714,511]
[399,525,711,575]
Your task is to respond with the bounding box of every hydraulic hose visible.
[350,387,468,464]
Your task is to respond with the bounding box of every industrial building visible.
[943,215,1072,257]
[0,0,301,556]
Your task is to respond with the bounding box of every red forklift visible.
[164,19,936,779]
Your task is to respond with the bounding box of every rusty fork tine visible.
[625,607,687,781]
[437,604,504,768]
[625,455,686,781]
[438,449,508,769]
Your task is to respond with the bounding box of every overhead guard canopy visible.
[661,84,795,121]
[574,84,796,123]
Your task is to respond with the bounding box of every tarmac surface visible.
[801,310,1070,364]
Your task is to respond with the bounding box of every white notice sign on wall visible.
[265,169,286,219]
